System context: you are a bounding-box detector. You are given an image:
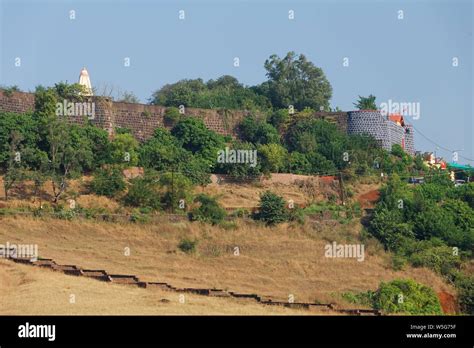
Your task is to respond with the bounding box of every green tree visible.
[286,152,312,174]
[268,108,290,131]
[284,118,346,171]
[254,191,288,225]
[163,107,182,127]
[2,131,29,200]
[0,112,40,168]
[139,128,211,185]
[53,82,87,100]
[372,279,442,315]
[353,94,377,110]
[158,172,193,212]
[79,125,111,170]
[258,143,288,173]
[150,76,270,110]
[109,133,139,167]
[123,175,161,210]
[238,116,280,145]
[260,51,332,110]
[171,117,224,166]
[90,166,126,198]
[215,141,262,181]
[189,194,226,225]
[139,128,187,170]
[369,207,414,251]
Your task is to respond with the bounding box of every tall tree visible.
[353,94,377,110]
[261,52,332,110]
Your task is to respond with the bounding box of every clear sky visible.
[1,0,472,163]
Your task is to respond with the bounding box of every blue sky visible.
[1,0,472,163]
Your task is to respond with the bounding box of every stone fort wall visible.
[0,90,413,154]
[0,90,349,140]
[347,110,415,155]
[0,90,250,140]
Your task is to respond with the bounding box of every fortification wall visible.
[0,90,35,113]
[0,90,247,140]
[312,111,348,133]
[0,91,414,154]
[388,121,405,151]
[347,110,417,153]
[347,110,389,149]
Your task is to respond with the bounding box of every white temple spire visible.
[78,67,93,96]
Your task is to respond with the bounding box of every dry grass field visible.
[0,174,342,211]
[0,174,456,314]
[0,259,318,315]
[0,216,454,314]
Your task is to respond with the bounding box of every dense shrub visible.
[372,279,442,315]
[451,272,474,315]
[450,183,474,209]
[178,238,198,254]
[171,117,225,165]
[268,108,289,131]
[122,176,161,210]
[163,107,181,127]
[286,152,312,174]
[409,245,462,275]
[238,116,280,145]
[90,167,126,198]
[150,75,270,110]
[158,172,193,212]
[258,143,288,173]
[189,194,226,225]
[253,191,288,225]
[215,141,262,181]
[369,207,414,251]
[109,133,139,166]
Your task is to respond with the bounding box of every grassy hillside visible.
[0,259,319,315]
[0,216,453,313]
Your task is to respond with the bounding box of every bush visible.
[129,211,151,224]
[109,133,139,166]
[122,176,161,210]
[164,107,181,127]
[409,245,462,275]
[372,279,442,315]
[189,194,226,225]
[369,207,414,251]
[286,152,312,174]
[391,254,407,271]
[287,207,305,224]
[258,143,288,173]
[254,191,288,225]
[90,167,126,197]
[231,208,250,218]
[178,238,198,254]
[268,108,290,131]
[238,116,280,145]
[53,207,77,220]
[451,272,474,315]
[158,172,193,212]
[171,117,225,163]
[215,141,262,181]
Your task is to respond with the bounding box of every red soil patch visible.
[437,291,458,314]
[357,190,380,209]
